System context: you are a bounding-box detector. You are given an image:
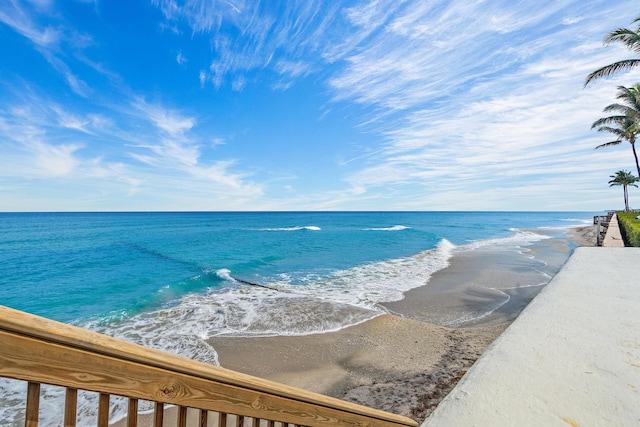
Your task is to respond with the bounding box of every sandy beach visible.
[210,315,506,422]
[113,226,596,426]
[206,226,597,423]
[568,224,598,247]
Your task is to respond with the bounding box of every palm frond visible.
[608,170,639,186]
[596,125,624,133]
[602,103,633,114]
[591,115,627,129]
[595,140,623,149]
[584,59,640,86]
[604,28,640,49]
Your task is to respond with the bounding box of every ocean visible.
[0,211,593,425]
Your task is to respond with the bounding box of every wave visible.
[362,225,411,231]
[83,238,457,345]
[260,225,321,231]
[464,229,549,250]
[560,218,593,225]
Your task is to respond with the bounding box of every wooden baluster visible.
[97,393,110,427]
[267,420,275,427]
[127,398,138,427]
[251,417,259,427]
[178,406,188,427]
[64,388,77,427]
[219,412,227,427]
[153,402,164,427]
[236,415,245,427]
[25,382,40,427]
[199,409,208,427]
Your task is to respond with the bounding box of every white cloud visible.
[32,141,82,176]
[154,1,340,89]
[0,1,60,47]
[231,76,246,91]
[0,1,94,97]
[176,51,187,65]
[132,99,195,136]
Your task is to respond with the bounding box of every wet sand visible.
[114,226,596,426]
[568,225,598,247]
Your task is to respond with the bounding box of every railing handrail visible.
[0,305,417,427]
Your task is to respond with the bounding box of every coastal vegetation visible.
[616,211,640,246]
[608,170,639,211]
[591,85,640,177]
[588,15,640,211]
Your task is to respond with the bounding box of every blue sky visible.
[1,0,639,211]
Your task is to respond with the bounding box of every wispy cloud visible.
[309,0,638,209]
[0,0,92,96]
[152,1,340,88]
[132,98,195,136]
[176,51,187,65]
[0,86,263,209]
[31,140,83,176]
[0,0,60,47]
[165,0,636,210]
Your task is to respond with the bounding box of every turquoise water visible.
[0,211,593,425]
[1,211,589,325]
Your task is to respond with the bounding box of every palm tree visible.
[609,170,639,211]
[592,84,640,177]
[585,16,640,86]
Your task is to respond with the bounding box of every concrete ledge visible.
[422,247,640,427]
[602,213,625,247]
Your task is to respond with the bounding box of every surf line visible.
[231,276,281,291]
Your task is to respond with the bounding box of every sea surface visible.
[0,211,593,425]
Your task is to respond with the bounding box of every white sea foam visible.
[464,229,549,250]
[560,217,593,225]
[216,268,234,281]
[260,225,321,231]
[363,225,411,231]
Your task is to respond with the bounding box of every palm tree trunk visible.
[632,141,640,179]
[624,185,630,211]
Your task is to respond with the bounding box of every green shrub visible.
[616,211,640,247]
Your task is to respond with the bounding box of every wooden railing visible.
[0,305,417,427]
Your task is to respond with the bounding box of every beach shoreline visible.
[206,225,596,423]
[112,225,596,426]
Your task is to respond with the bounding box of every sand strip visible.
[210,314,506,420]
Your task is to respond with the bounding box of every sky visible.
[1,0,639,212]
